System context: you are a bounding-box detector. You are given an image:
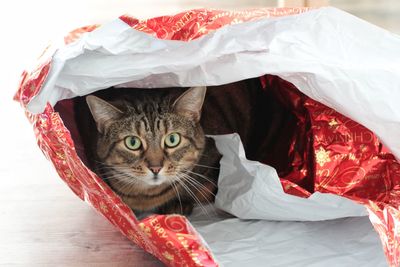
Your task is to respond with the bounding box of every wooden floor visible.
[1,1,399,266]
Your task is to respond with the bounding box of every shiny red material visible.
[14,8,400,267]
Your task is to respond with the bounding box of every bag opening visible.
[55,75,313,199]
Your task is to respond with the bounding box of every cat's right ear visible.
[86,95,123,133]
[173,86,207,122]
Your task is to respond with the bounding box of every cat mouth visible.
[149,174,164,185]
[142,172,181,186]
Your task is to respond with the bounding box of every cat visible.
[81,87,221,215]
[73,77,295,215]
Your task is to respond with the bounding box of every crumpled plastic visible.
[14,7,400,267]
[213,133,367,221]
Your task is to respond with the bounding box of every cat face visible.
[86,87,206,190]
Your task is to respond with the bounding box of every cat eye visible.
[165,133,181,148]
[124,136,142,150]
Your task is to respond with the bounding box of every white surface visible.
[14,6,397,266]
[190,211,386,267]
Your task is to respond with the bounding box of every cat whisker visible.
[180,173,218,217]
[193,163,220,170]
[176,175,210,217]
[104,176,135,190]
[96,166,121,171]
[109,172,140,193]
[99,170,132,181]
[101,176,134,193]
[180,173,216,197]
[177,174,217,217]
[119,179,140,194]
[93,160,135,171]
[169,179,183,215]
[184,170,217,187]
[98,170,140,193]
[96,165,134,172]
[97,171,125,180]
[176,165,217,186]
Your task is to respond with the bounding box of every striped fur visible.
[84,87,220,215]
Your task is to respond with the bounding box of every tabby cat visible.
[74,78,293,215]
[84,87,220,215]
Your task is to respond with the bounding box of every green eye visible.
[124,136,142,150]
[165,133,181,148]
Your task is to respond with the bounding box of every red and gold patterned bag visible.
[14,7,400,266]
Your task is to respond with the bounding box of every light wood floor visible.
[1,1,399,266]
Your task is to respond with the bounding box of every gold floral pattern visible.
[315,147,331,167]
[328,118,339,128]
[163,251,174,261]
[139,223,152,237]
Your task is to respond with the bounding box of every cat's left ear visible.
[86,95,123,133]
[173,86,206,122]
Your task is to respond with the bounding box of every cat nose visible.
[149,166,162,174]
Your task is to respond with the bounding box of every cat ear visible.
[86,95,123,133]
[173,86,207,122]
